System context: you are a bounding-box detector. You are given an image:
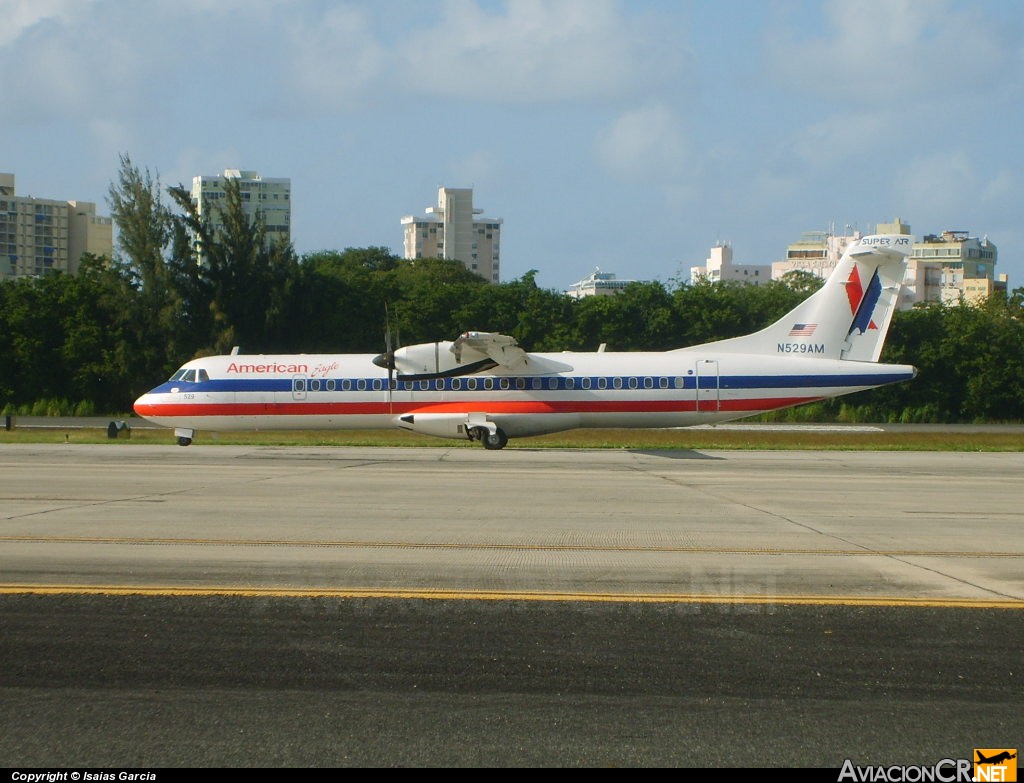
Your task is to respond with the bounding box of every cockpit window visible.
[169,368,207,383]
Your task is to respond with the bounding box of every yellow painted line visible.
[0,583,1021,608]
[0,535,1019,558]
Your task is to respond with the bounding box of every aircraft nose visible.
[133,391,153,417]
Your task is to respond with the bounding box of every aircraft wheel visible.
[177,436,193,447]
[482,428,508,450]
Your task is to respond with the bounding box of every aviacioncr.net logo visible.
[838,759,973,782]
[974,749,1017,782]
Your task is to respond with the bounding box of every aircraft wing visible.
[452,331,530,372]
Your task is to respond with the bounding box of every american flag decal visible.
[788,323,817,336]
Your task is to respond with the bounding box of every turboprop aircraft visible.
[133,233,917,449]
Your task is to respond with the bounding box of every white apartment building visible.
[902,230,1003,307]
[0,173,113,280]
[767,219,1004,308]
[770,227,864,282]
[401,187,501,282]
[566,268,636,298]
[690,242,771,285]
[190,169,291,248]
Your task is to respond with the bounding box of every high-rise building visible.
[903,229,1002,307]
[401,187,501,282]
[768,219,1004,307]
[770,227,864,282]
[691,242,771,285]
[190,169,291,248]
[0,173,113,280]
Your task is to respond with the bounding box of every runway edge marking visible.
[0,584,1021,609]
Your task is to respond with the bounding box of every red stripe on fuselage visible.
[134,396,821,419]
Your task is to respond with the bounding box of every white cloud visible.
[282,5,386,110]
[0,17,143,126]
[594,104,689,183]
[981,169,1018,206]
[787,111,891,169]
[397,0,684,103]
[895,150,980,221]
[449,150,501,189]
[766,0,1016,101]
[0,0,85,48]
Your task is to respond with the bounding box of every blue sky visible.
[3,0,1022,292]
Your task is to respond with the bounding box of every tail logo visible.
[845,265,881,335]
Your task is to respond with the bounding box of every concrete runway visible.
[1,445,1021,767]
[1,444,1021,603]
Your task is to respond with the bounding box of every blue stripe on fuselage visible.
[146,371,913,395]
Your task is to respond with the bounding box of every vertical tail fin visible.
[699,234,913,362]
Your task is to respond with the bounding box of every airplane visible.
[133,232,917,449]
[976,752,1017,765]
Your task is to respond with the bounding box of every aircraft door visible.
[292,375,307,401]
[696,360,720,413]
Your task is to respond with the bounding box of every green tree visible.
[107,153,172,294]
[168,178,300,354]
[106,154,188,383]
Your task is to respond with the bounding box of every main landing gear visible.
[469,426,509,450]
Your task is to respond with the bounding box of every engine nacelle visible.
[388,341,496,380]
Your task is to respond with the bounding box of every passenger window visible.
[659,377,668,389]
[326,380,336,391]
[644,377,653,389]
[467,378,477,391]
[372,379,382,391]
[452,379,462,391]
[310,379,321,391]
[294,378,305,392]
[613,378,623,389]
[581,378,591,390]
[597,378,607,390]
